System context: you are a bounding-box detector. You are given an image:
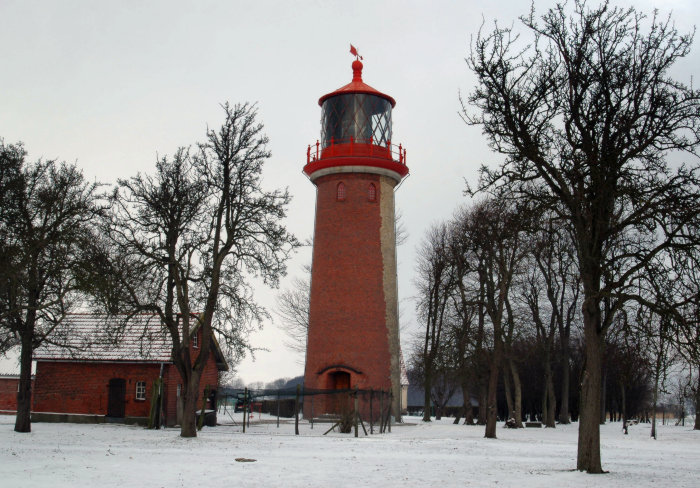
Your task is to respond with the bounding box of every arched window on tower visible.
[368,183,377,202]
[336,182,346,201]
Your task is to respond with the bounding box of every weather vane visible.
[350,44,363,60]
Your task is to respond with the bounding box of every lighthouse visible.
[303,52,408,420]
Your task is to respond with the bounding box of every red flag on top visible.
[350,44,363,60]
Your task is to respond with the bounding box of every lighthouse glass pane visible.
[321,94,392,148]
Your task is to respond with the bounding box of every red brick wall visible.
[304,172,393,412]
[32,362,162,418]
[0,377,33,412]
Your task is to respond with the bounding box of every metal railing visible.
[306,137,407,165]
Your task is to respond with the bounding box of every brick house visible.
[32,314,227,426]
[0,347,34,414]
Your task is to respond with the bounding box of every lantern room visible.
[320,60,394,149]
[304,59,408,180]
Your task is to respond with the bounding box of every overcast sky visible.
[2,0,699,384]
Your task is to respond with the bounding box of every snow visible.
[1,414,698,487]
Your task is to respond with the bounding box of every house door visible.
[107,378,126,418]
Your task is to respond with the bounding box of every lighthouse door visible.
[332,371,351,390]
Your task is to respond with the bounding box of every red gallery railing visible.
[306,137,407,165]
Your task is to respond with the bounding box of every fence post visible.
[242,388,247,433]
[295,384,300,436]
[369,389,374,434]
[277,390,280,429]
[311,396,314,430]
[354,388,359,438]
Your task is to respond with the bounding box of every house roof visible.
[33,314,171,362]
[0,346,36,376]
[33,313,228,371]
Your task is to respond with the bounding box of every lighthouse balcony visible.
[304,138,409,181]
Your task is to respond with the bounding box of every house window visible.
[336,182,346,201]
[135,381,146,401]
[192,332,198,348]
[368,183,377,202]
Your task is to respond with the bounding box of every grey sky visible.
[2,0,698,383]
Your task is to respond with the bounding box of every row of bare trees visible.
[412,201,578,433]
[412,196,700,433]
[1,103,298,436]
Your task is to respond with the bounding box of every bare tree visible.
[467,199,529,438]
[102,103,298,437]
[0,140,103,433]
[275,264,311,356]
[415,222,456,422]
[464,1,700,471]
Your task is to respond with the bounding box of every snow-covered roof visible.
[0,346,36,376]
[33,314,172,363]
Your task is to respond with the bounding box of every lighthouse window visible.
[321,94,392,148]
[368,183,376,202]
[337,182,346,201]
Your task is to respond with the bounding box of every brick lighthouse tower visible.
[303,50,408,420]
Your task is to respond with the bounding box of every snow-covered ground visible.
[1,414,698,487]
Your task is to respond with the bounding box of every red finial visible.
[352,59,363,82]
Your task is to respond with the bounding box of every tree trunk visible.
[544,360,556,428]
[600,367,607,425]
[179,370,203,437]
[485,340,503,438]
[461,383,473,425]
[422,371,432,422]
[619,381,627,426]
[503,366,514,420]
[695,376,700,431]
[14,331,34,433]
[478,385,487,425]
[651,378,658,439]
[180,388,198,437]
[509,359,523,428]
[576,297,604,473]
[559,345,571,424]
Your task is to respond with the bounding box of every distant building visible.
[406,384,479,418]
[31,314,227,426]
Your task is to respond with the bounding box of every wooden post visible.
[295,384,300,436]
[369,389,374,434]
[247,390,251,429]
[358,413,368,436]
[311,396,314,430]
[243,388,247,433]
[388,389,393,433]
[277,390,280,429]
[354,388,359,438]
[147,378,160,429]
[380,390,385,433]
[323,421,340,435]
